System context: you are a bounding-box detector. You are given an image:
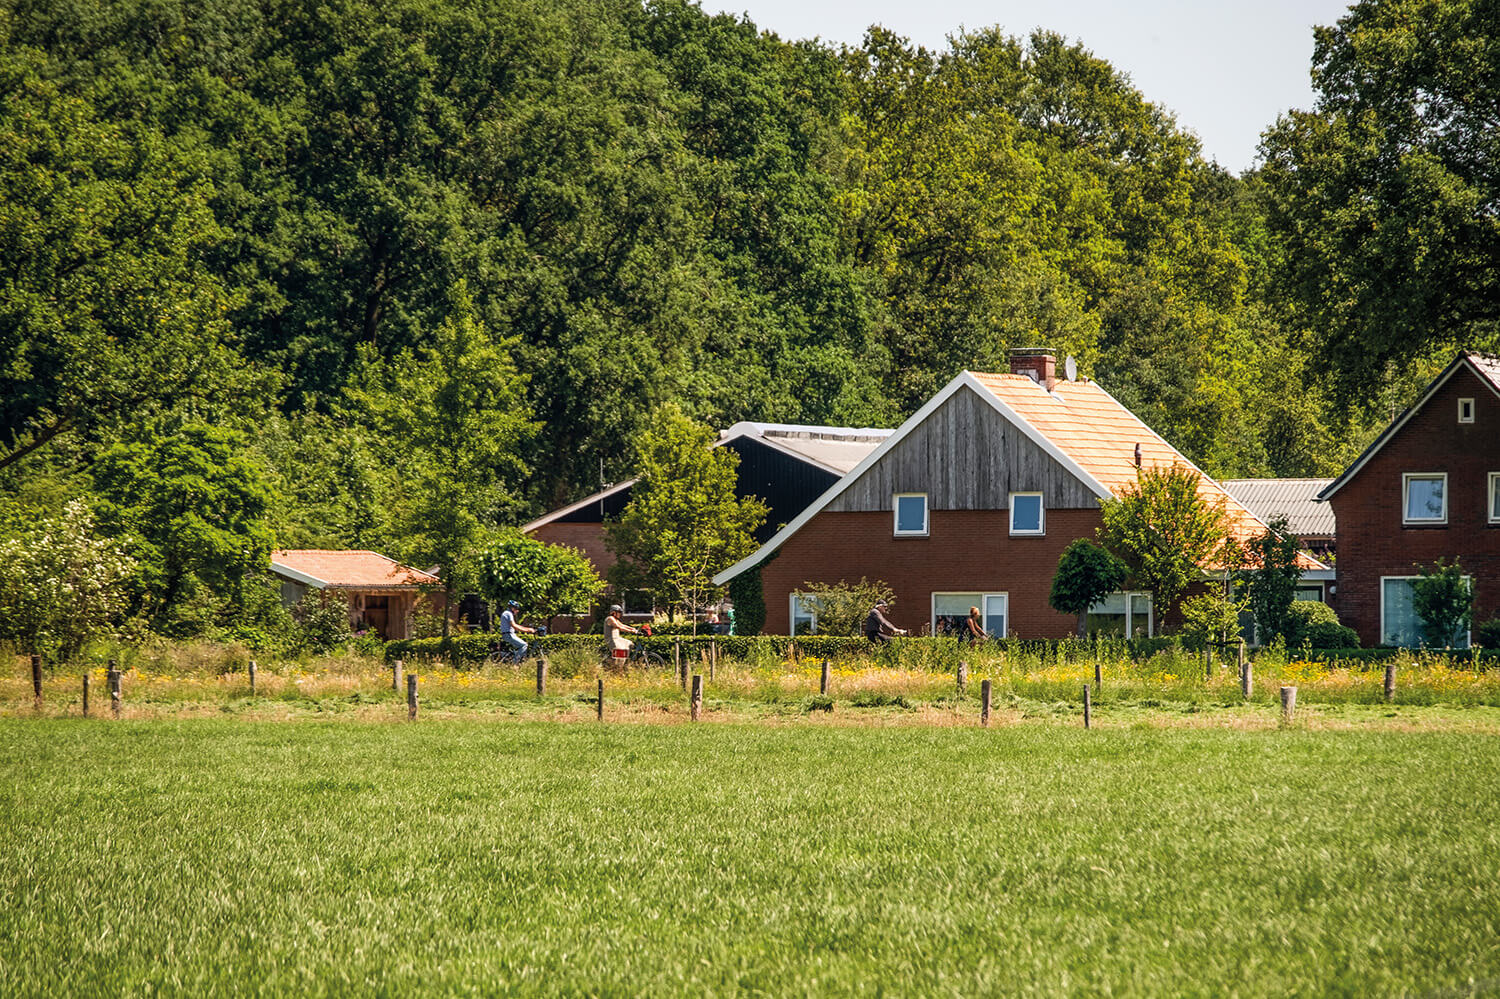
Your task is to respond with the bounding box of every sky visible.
[710,0,1356,174]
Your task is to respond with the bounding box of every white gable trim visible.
[713,371,1114,586]
[1318,353,1500,503]
[522,479,639,533]
[269,561,330,589]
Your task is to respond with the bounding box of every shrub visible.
[1284,601,1344,649]
[291,590,351,654]
[1179,590,1244,652]
[796,577,894,636]
[1412,559,1474,648]
[1478,617,1500,649]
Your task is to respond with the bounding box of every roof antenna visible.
[1134,443,1142,468]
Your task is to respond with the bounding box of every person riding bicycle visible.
[864,598,906,645]
[499,599,536,659]
[604,604,638,654]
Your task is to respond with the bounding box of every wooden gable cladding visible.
[824,385,1099,512]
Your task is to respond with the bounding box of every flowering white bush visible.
[0,500,135,661]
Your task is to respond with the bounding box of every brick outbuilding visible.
[1318,352,1500,647]
[716,351,1323,638]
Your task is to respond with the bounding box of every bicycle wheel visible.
[637,649,667,669]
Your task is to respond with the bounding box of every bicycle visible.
[600,638,667,670]
[490,626,547,666]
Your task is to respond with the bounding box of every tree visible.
[91,422,275,634]
[1239,516,1304,644]
[1049,539,1129,637]
[795,578,894,637]
[0,499,135,661]
[1179,590,1246,653]
[1098,464,1233,627]
[476,532,605,624]
[603,407,766,624]
[351,285,537,635]
[1260,0,1500,403]
[1412,558,1474,648]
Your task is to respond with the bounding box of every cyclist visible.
[604,604,639,655]
[499,599,537,659]
[864,598,906,645]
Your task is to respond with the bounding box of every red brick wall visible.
[1329,365,1500,645]
[529,522,614,577]
[757,508,1103,638]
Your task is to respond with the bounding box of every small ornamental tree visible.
[796,578,895,637]
[1049,539,1129,637]
[1411,559,1474,648]
[1098,464,1234,628]
[476,532,605,624]
[604,406,766,627]
[1238,516,1303,645]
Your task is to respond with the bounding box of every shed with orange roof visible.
[714,349,1327,639]
[270,550,441,640]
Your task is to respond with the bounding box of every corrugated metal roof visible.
[270,550,439,589]
[721,421,892,475]
[1221,479,1336,537]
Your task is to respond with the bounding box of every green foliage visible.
[91,422,275,633]
[726,561,767,637]
[1412,559,1475,648]
[795,577,895,637]
[1050,539,1129,635]
[1098,465,1234,624]
[1478,618,1500,650]
[1260,0,1500,403]
[604,407,766,617]
[475,532,604,621]
[1284,601,1359,650]
[0,499,135,660]
[290,590,352,656]
[1239,517,1304,644]
[1178,590,1246,653]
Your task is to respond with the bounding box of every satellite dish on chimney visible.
[1064,355,1077,382]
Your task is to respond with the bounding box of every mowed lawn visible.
[2,721,1497,996]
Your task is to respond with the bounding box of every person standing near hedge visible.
[500,599,536,658]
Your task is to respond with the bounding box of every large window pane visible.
[1405,476,1445,521]
[1128,594,1153,639]
[895,494,927,534]
[934,593,979,637]
[1382,579,1419,647]
[1086,592,1128,638]
[792,594,818,635]
[1010,494,1043,534]
[1491,473,1500,520]
[984,594,1007,638]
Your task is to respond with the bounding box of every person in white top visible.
[604,604,638,653]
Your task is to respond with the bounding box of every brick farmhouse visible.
[715,350,1324,639]
[1319,351,1500,647]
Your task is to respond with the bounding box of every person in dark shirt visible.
[863,599,905,644]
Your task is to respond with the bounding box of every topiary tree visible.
[1412,559,1474,648]
[1049,539,1129,637]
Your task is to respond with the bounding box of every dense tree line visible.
[1,0,1492,640]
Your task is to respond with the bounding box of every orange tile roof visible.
[270,550,439,589]
[969,372,1326,570]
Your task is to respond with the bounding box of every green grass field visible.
[3,719,1497,996]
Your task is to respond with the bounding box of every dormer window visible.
[1460,398,1475,423]
[894,493,928,536]
[1403,473,1447,524]
[1009,493,1045,535]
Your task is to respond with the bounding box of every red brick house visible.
[715,350,1321,638]
[1317,351,1500,647]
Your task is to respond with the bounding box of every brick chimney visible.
[1009,348,1056,391]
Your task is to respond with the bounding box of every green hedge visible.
[385,634,1180,666]
[1301,647,1498,664]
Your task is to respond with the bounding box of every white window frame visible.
[1490,472,1500,524]
[1008,492,1045,536]
[930,591,1007,638]
[1402,472,1448,525]
[1459,398,1475,423]
[1086,590,1155,639]
[893,492,929,537]
[1381,574,1473,649]
[790,593,820,635]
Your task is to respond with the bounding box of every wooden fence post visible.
[82,674,90,718]
[673,640,681,679]
[957,660,968,694]
[1083,685,1092,729]
[691,674,703,721]
[536,658,547,696]
[393,658,404,692]
[981,679,992,728]
[679,652,689,691]
[248,659,257,697]
[711,640,718,681]
[1241,654,1253,700]
[407,674,418,720]
[31,654,42,709]
[1237,639,1247,676]
[820,659,830,696]
[1093,659,1102,693]
[1204,647,1213,681]
[1383,661,1395,704]
[1280,685,1296,724]
[597,677,604,722]
[108,663,121,719]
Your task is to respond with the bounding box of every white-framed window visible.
[1086,592,1154,639]
[1403,473,1448,524]
[1009,492,1045,535]
[893,493,929,536]
[931,592,1007,638]
[1490,472,1500,524]
[790,593,819,635]
[1294,583,1326,602]
[1381,576,1471,648]
[1459,398,1475,423]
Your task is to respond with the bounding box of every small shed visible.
[269,550,440,640]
